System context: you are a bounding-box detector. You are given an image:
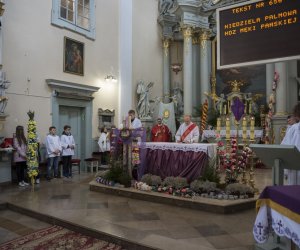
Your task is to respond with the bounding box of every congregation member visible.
[45,126,62,181]
[281,103,300,185]
[98,127,110,165]
[151,117,171,142]
[128,110,142,129]
[175,115,199,143]
[13,126,29,187]
[61,125,75,178]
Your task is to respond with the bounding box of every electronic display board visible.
[217,0,300,69]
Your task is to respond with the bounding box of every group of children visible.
[13,125,76,187]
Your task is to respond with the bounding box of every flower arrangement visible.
[26,111,39,184]
[217,137,243,184]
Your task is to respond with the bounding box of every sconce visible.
[104,75,117,82]
[0,2,5,16]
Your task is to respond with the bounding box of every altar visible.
[202,130,263,142]
[141,142,216,182]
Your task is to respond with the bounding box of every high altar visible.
[157,0,299,145]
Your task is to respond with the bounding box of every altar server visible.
[45,126,62,181]
[175,115,199,143]
[151,117,171,142]
[128,110,142,129]
[98,127,110,165]
[281,104,300,185]
[61,125,75,178]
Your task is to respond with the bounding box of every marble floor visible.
[0,210,51,244]
[0,168,273,250]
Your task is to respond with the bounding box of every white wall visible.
[2,0,164,142]
[2,0,119,141]
[132,0,163,118]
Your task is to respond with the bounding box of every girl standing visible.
[13,126,29,187]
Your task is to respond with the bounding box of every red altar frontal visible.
[141,142,216,182]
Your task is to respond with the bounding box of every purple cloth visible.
[259,185,300,215]
[231,98,245,122]
[142,149,208,182]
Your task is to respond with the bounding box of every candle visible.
[250,116,255,140]
[216,118,221,134]
[224,104,227,115]
[242,117,247,140]
[226,117,230,140]
[201,100,208,133]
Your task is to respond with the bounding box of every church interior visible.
[0,0,300,249]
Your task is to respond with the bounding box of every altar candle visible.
[226,117,230,140]
[242,117,247,140]
[216,118,221,134]
[224,104,227,115]
[249,101,252,114]
[250,116,255,140]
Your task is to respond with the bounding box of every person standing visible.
[175,115,199,143]
[151,117,171,142]
[61,125,75,178]
[281,104,300,185]
[128,110,142,129]
[13,126,29,187]
[98,127,110,165]
[45,126,62,181]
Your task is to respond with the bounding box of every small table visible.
[141,142,216,182]
[253,185,300,249]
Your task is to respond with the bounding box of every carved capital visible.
[192,35,199,45]
[182,26,193,39]
[163,38,171,49]
[0,2,4,16]
[199,30,211,41]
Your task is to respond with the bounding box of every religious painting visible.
[216,65,266,107]
[63,37,84,76]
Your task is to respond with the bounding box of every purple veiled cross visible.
[231,98,245,122]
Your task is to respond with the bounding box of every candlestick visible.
[225,117,230,140]
[242,117,247,141]
[250,116,255,141]
[216,118,221,134]
[201,100,208,133]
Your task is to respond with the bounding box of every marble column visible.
[162,38,171,103]
[272,62,288,144]
[199,30,211,105]
[182,26,193,115]
[266,63,275,103]
[192,36,200,111]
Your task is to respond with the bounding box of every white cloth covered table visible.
[144,142,217,158]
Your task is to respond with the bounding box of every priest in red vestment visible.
[151,117,171,142]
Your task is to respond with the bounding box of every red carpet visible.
[0,225,123,250]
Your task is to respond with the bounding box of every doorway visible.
[59,106,85,160]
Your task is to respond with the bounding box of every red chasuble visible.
[151,124,171,142]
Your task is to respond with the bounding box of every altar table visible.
[202,130,263,141]
[141,142,216,182]
[253,185,300,248]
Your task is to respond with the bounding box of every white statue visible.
[159,0,174,15]
[171,87,183,116]
[0,72,10,114]
[137,80,154,119]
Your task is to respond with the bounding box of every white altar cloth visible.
[202,130,263,141]
[253,205,300,248]
[144,142,216,158]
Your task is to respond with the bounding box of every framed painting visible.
[63,37,84,76]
